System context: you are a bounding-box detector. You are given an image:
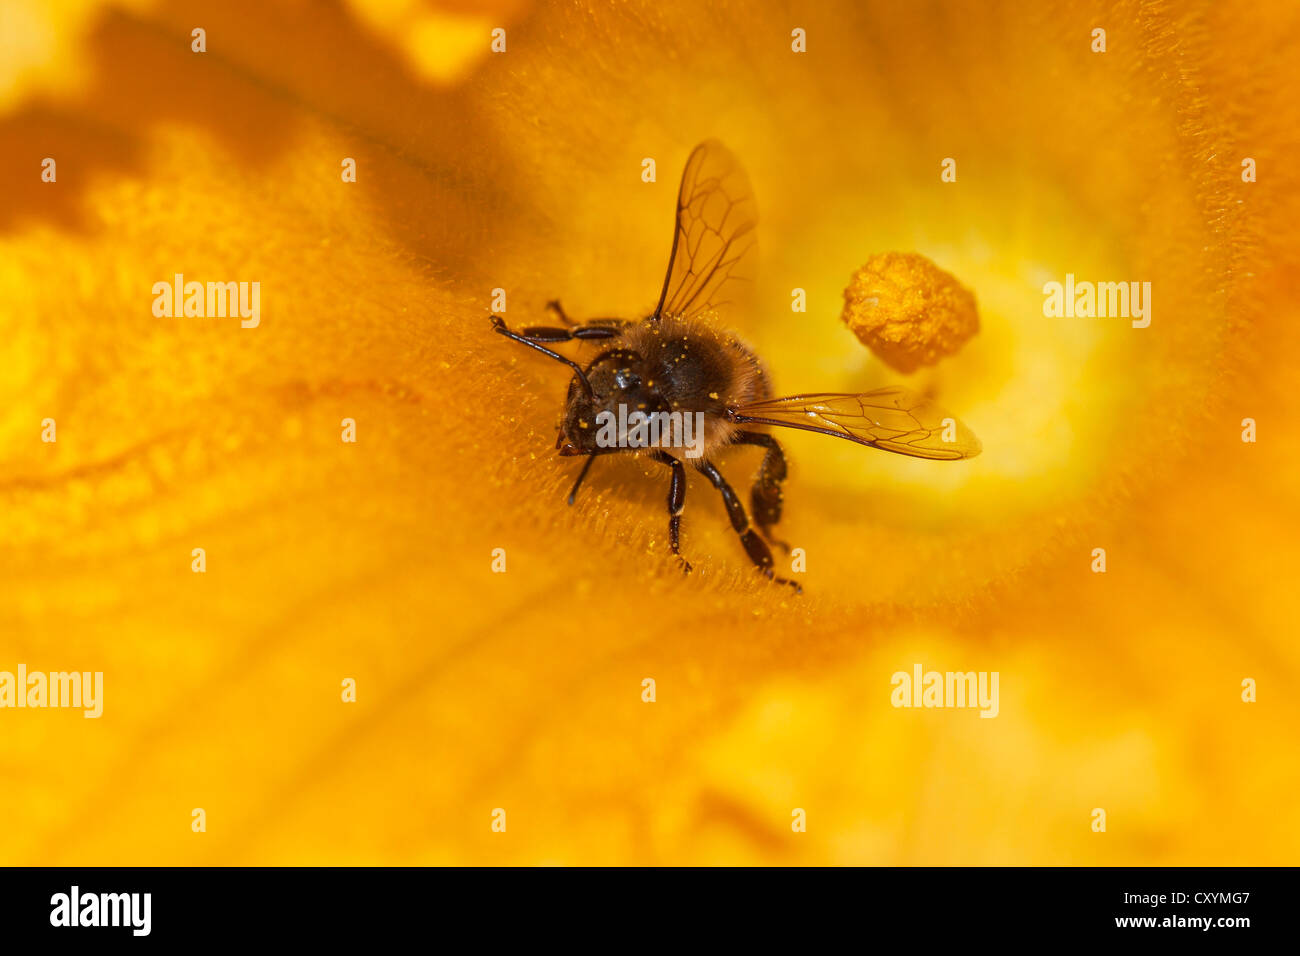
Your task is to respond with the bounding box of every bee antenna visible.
[572,367,595,398]
[491,316,594,399]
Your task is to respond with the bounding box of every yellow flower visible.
[1,0,1297,864]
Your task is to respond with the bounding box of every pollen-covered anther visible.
[841,252,979,373]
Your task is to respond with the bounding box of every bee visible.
[492,140,980,588]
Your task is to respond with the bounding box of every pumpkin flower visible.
[1,0,1297,865]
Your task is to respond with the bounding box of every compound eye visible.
[614,367,641,390]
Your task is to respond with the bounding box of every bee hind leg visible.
[696,459,801,592]
[734,431,791,554]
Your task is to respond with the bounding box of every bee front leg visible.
[649,450,691,573]
[567,454,597,506]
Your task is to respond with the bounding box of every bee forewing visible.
[653,140,758,322]
[730,388,982,460]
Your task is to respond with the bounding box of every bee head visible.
[558,349,664,456]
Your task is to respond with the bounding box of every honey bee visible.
[492,140,980,588]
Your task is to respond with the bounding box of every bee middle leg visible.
[519,301,626,342]
[515,323,622,343]
[546,299,574,325]
[733,431,790,552]
[546,300,627,330]
[696,459,801,592]
[649,450,691,573]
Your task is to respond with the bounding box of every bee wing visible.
[653,140,758,322]
[729,389,982,460]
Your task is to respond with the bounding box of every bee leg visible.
[734,431,790,553]
[492,314,616,345]
[567,454,597,506]
[696,459,801,592]
[517,324,622,343]
[649,450,691,573]
[546,299,576,325]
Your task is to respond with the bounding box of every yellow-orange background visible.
[1,0,1297,864]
